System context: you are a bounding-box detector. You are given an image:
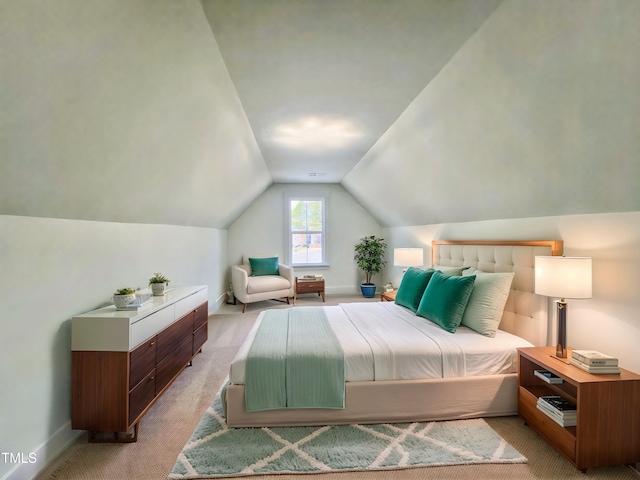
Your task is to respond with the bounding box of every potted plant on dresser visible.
[149,273,170,296]
[354,235,387,298]
[113,288,136,309]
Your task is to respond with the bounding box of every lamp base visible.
[555,299,567,358]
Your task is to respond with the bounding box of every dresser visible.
[71,286,208,442]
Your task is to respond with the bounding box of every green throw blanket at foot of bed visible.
[244,307,345,412]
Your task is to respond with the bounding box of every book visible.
[301,275,323,280]
[571,349,618,366]
[538,395,576,412]
[536,396,577,427]
[534,369,563,384]
[569,358,621,374]
[115,295,153,311]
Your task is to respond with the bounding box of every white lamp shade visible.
[535,256,592,299]
[394,248,424,267]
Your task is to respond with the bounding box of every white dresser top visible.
[72,285,208,352]
[73,285,206,323]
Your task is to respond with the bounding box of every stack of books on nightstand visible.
[569,350,621,374]
[536,395,577,427]
[534,369,563,384]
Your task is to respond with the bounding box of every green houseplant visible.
[354,235,387,297]
[149,273,170,296]
[113,287,136,309]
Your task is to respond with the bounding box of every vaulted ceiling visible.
[2,1,638,230]
[201,0,502,183]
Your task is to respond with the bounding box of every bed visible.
[224,239,563,428]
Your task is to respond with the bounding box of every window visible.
[287,197,326,266]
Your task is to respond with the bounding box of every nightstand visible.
[294,277,325,304]
[380,290,396,302]
[517,346,640,471]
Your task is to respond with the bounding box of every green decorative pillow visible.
[249,257,279,276]
[461,272,514,337]
[394,267,435,312]
[416,271,476,333]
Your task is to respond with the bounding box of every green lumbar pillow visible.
[249,257,279,276]
[416,270,476,333]
[395,267,436,312]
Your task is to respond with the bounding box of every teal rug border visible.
[169,382,527,479]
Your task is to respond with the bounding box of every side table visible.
[294,277,325,304]
[381,290,396,302]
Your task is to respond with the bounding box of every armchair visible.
[231,257,295,313]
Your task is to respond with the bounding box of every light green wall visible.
[228,183,383,294]
[0,215,227,479]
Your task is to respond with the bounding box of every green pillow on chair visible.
[395,267,435,312]
[249,257,280,276]
[416,270,476,333]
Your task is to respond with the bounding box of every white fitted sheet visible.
[229,302,533,385]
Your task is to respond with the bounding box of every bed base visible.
[225,374,518,428]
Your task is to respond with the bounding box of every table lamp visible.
[394,248,424,273]
[534,256,592,358]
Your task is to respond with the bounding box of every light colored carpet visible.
[169,383,525,478]
[37,295,640,480]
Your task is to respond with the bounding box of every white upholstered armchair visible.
[231,257,295,313]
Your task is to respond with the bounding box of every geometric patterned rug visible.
[169,384,526,479]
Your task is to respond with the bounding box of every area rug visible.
[169,384,526,479]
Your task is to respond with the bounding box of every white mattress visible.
[229,302,533,384]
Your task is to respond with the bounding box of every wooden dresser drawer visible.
[129,337,157,390]
[156,335,193,395]
[193,302,208,331]
[193,322,208,355]
[157,312,194,363]
[129,368,156,424]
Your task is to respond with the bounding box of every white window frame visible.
[285,195,328,267]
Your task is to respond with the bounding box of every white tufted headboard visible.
[432,240,563,347]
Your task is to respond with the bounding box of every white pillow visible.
[461,272,515,337]
[433,264,465,276]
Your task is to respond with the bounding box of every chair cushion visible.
[247,275,291,294]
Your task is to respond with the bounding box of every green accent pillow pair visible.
[394,267,435,312]
[249,257,279,276]
[416,270,476,333]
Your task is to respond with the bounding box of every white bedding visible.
[229,302,533,385]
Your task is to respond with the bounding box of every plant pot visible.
[360,284,377,298]
[151,283,167,296]
[114,293,136,309]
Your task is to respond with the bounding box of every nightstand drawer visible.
[519,386,576,461]
[296,281,324,293]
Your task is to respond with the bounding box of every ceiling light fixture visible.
[272,115,363,150]
[308,173,326,177]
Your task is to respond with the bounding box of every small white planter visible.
[114,293,136,309]
[151,283,167,296]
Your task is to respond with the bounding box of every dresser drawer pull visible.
[149,342,155,347]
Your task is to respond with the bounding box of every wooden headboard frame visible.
[431,240,563,346]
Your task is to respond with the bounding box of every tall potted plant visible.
[354,235,387,298]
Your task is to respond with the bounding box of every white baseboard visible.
[1,421,83,480]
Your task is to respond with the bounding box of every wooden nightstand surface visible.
[380,290,396,302]
[293,277,325,304]
[517,346,640,471]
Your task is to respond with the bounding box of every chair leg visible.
[286,297,290,305]
[242,303,247,313]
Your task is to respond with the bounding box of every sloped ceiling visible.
[202,0,502,183]
[2,1,638,230]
